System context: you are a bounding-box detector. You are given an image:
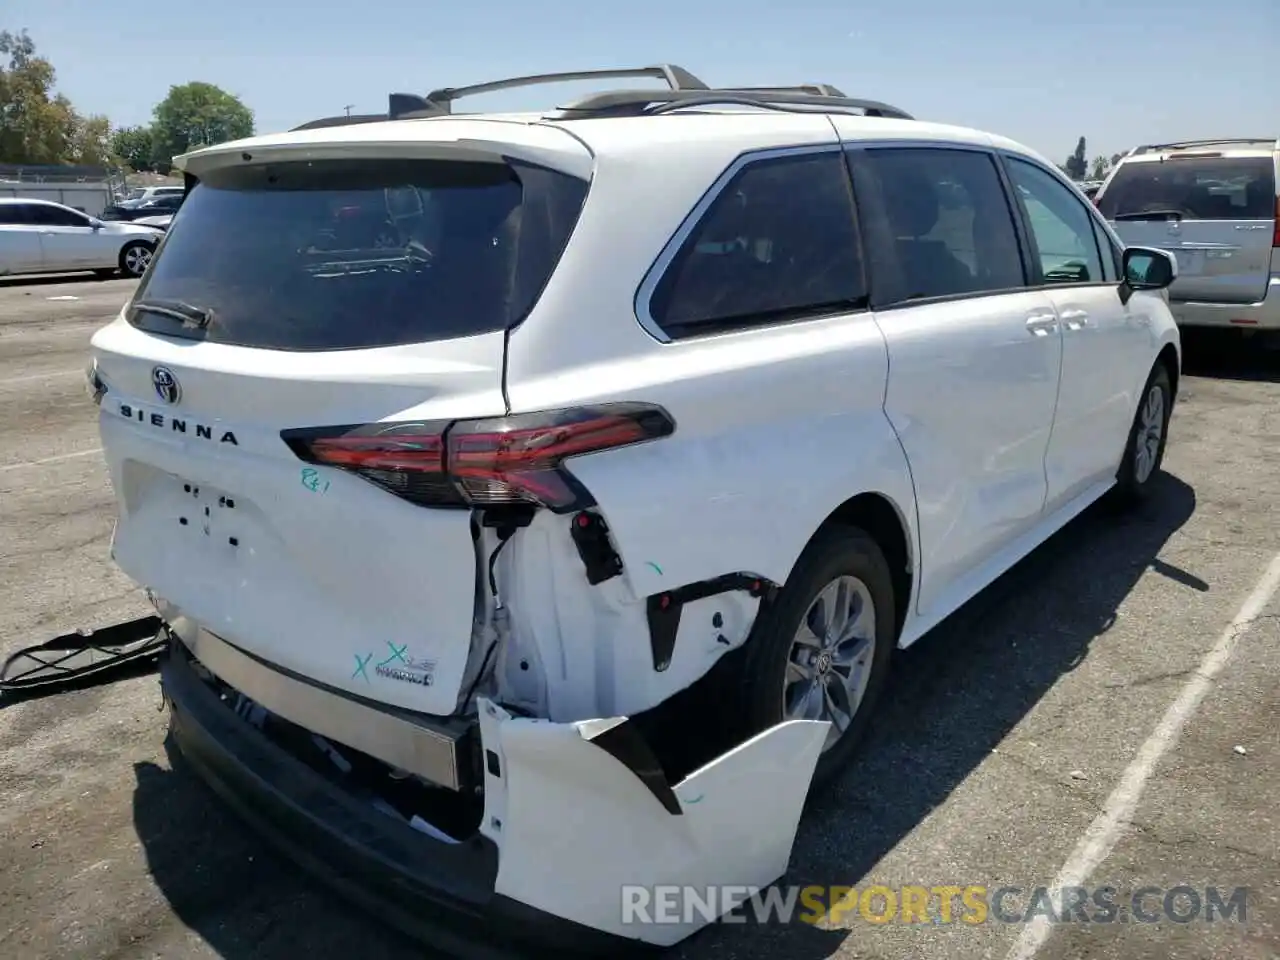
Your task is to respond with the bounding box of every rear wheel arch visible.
[1157,342,1180,402]
[807,492,914,643]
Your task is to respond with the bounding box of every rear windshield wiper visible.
[1113,209,1185,221]
[130,298,214,330]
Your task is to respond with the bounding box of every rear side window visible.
[128,158,588,351]
[648,151,865,339]
[0,205,31,225]
[27,204,90,227]
[853,147,1026,305]
[1098,156,1276,221]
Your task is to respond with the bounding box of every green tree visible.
[0,28,81,164]
[151,81,254,168]
[1064,136,1088,180]
[1089,155,1109,180]
[111,124,154,172]
[68,114,114,165]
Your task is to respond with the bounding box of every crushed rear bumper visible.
[160,628,828,953]
[160,642,648,958]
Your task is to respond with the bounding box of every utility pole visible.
[343,104,355,116]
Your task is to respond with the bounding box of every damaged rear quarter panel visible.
[500,511,763,722]
[535,312,916,605]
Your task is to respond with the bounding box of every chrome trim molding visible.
[172,621,465,791]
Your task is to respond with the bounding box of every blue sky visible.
[8,0,1277,166]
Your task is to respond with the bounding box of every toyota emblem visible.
[151,366,181,405]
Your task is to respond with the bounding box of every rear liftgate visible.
[288,401,831,944]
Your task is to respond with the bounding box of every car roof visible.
[173,63,1060,178]
[175,108,1054,182]
[0,197,68,207]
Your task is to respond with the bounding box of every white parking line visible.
[1007,550,1280,960]
[0,448,103,473]
[0,370,80,387]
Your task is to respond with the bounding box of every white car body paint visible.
[87,102,1182,946]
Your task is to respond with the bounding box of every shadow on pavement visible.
[0,272,121,288]
[679,472,1199,958]
[131,474,1199,960]
[1181,329,1280,384]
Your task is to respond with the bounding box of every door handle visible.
[1025,313,1058,336]
[1059,309,1090,331]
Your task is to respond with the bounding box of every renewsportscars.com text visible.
[620,884,1249,926]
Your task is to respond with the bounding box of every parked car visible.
[0,197,163,278]
[101,192,185,222]
[1096,138,1279,334]
[124,184,185,203]
[86,65,1181,953]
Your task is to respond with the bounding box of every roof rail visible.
[291,113,390,131]
[417,64,709,116]
[287,68,910,130]
[547,88,914,121]
[728,83,848,97]
[1129,137,1278,155]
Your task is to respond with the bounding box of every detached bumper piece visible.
[162,635,829,954]
[0,616,165,695]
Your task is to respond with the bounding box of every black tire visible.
[118,241,154,278]
[1111,362,1173,506]
[736,525,896,791]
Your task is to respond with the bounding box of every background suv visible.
[1097,138,1280,334]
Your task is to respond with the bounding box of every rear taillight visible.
[282,403,675,513]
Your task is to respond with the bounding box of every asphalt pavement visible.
[0,275,1276,960]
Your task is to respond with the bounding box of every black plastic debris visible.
[0,616,166,696]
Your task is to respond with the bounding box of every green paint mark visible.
[301,468,330,494]
[378,641,408,667]
[684,794,704,804]
[352,652,373,682]
[647,561,664,576]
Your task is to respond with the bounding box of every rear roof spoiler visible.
[1127,137,1280,156]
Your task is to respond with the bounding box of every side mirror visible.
[1122,246,1177,290]
[89,218,104,230]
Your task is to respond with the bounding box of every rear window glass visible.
[649,152,866,339]
[1098,156,1276,221]
[128,158,588,351]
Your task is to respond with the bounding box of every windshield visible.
[1098,156,1276,221]
[128,157,588,351]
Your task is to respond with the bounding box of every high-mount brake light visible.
[282,403,675,512]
